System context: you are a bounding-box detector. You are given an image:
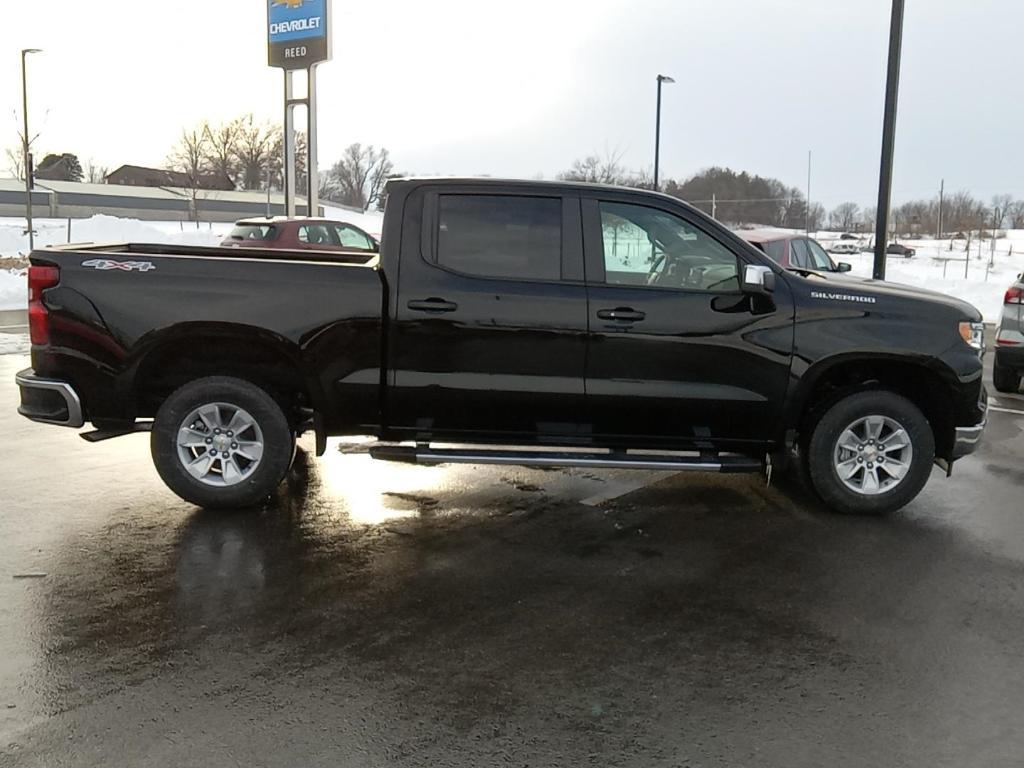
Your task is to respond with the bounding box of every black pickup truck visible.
[16,178,987,515]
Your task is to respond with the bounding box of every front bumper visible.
[16,368,85,428]
[951,386,987,460]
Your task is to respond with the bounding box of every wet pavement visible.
[1,351,1023,767]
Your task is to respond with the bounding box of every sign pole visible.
[268,0,330,219]
[283,69,297,217]
[307,64,319,216]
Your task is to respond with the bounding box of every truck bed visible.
[28,242,386,431]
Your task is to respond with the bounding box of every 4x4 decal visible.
[82,259,156,273]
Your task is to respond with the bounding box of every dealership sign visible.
[268,0,331,69]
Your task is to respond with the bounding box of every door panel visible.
[582,197,794,448]
[387,189,589,440]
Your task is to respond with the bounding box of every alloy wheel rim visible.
[832,414,913,496]
[175,402,264,487]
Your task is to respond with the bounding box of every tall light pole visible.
[21,48,42,252]
[872,0,905,280]
[653,74,674,191]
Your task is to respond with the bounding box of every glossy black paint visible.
[24,178,986,463]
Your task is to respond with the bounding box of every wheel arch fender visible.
[125,322,328,420]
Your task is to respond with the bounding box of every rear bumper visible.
[15,368,85,428]
[995,341,1024,371]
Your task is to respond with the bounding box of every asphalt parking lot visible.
[1,349,1023,767]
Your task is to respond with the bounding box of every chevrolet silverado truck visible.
[16,178,987,515]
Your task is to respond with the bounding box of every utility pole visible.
[806,150,812,235]
[653,74,674,191]
[872,0,905,281]
[712,193,717,220]
[21,48,42,252]
[937,178,944,240]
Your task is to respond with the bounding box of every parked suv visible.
[221,217,379,254]
[886,243,915,258]
[994,274,1024,393]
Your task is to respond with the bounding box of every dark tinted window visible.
[227,224,277,241]
[298,224,336,246]
[437,195,562,280]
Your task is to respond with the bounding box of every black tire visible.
[806,390,935,516]
[993,361,1021,394]
[151,376,294,509]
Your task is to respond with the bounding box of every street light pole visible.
[653,74,674,191]
[21,48,42,252]
[872,0,905,280]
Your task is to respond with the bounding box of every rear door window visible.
[227,224,277,241]
[437,195,562,281]
[298,224,337,247]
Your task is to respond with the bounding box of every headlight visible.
[959,321,985,351]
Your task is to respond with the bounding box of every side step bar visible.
[368,445,762,473]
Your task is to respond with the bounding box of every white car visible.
[829,241,861,255]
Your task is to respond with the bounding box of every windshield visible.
[226,224,278,241]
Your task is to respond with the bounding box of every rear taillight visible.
[28,265,60,345]
[1006,286,1024,305]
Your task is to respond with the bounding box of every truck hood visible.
[798,269,982,321]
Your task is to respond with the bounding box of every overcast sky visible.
[0,0,1019,209]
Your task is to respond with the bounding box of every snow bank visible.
[0,333,29,355]
[0,269,25,310]
[0,216,228,258]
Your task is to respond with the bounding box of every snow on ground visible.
[0,268,25,310]
[825,234,1024,322]
[0,333,29,355]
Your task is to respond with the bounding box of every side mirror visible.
[836,262,852,273]
[742,264,776,294]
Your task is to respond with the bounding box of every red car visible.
[737,229,851,273]
[221,217,379,253]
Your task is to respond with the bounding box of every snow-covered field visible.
[818,232,1024,322]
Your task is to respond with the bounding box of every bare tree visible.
[991,194,1014,230]
[1008,200,1024,229]
[167,127,211,220]
[321,143,394,211]
[269,131,308,194]
[84,159,109,184]
[829,202,861,232]
[235,114,275,191]
[202,119,241,190]
[559,149,629,185]
[5,146,25,180]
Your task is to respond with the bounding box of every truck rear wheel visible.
[806,390,934,516]
[993,361,1021,394]
[151,376,294,509]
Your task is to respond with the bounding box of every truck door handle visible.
[597,308,645,322]
[407,298,458,313]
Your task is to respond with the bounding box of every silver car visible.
[994,273,1024,393]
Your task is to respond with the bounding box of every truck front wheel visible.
[806,390,935,515]
[151,376,294,509]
